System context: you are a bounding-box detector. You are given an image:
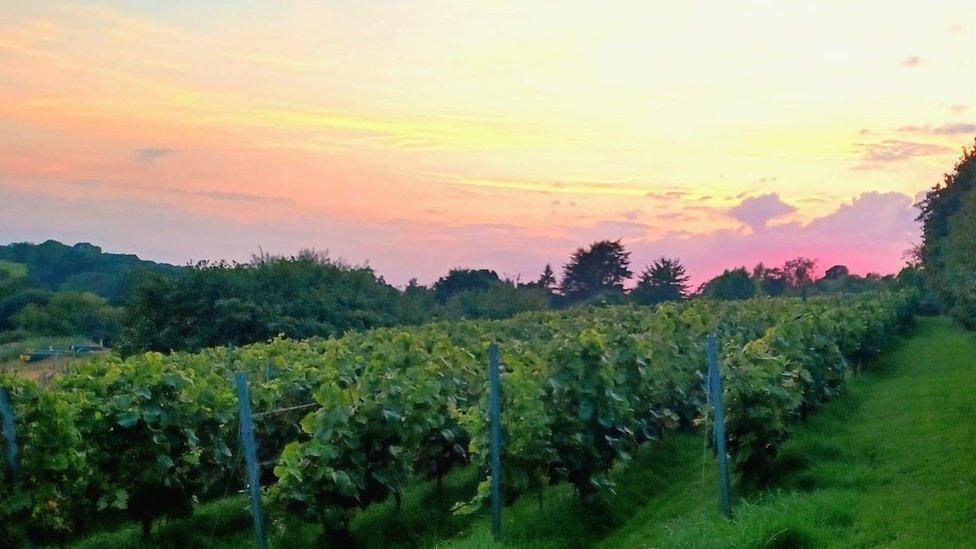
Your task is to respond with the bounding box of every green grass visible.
[596,315,976,548]
[68,317,976,548]
[0,335,97,363]
[0,259,27,279]
[71,457,485,548]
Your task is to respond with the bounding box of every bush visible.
[54,353,236,536]
[0,373,92,546]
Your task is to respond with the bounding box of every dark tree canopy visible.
[538,264,557,292]
[752,263,788,297]
[438,280,550,320]
[916,141,976,327]
[432,268,500,302]
[782,257,818,289]
[631,257,689,305]
[560,240,632,300]
[823,265,850,280]
[701,267,756,300]
[751,258,820,297]
[120,251,405,354]
[917,141,976,258]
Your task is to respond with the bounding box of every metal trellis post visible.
[706,333,733,519]
[488,342,502,540]
[235,372,268,549]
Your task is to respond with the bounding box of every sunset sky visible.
[1,1,973,285]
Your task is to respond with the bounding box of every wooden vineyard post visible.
[0,387,35,548]
[706,333,733,519]
[0,388,18,484]
[235,372,268,549]
[488,342,502,540]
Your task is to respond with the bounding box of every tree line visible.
[0,241,178,348]
[0,236,911,356]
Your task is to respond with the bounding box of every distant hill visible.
[0,240,181,304]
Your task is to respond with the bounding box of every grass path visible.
[448,316,976,548]
[602,315,976,547]
[72,317,976,548]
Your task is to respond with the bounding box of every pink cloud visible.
[629,192,918,285]
[728,193,797,232]
[856,139,953,168]
[0,187,919,288]
[899,55,924,67]
[897,122,976,135]
[646,190,688,201]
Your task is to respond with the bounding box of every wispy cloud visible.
[432,174,655,196]
[569,219,651,241]
[135,148,175,165]
[899,55,924,67]
[66,179,106,189]
[192,190,293,205]
[64,179,292,205]
[897,122,976,135]
[645,190,688,201]
[656,211,696,221]
[856,139,952,167]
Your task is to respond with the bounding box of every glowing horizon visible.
[1,1,973,285]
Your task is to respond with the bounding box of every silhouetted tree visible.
[631,257,689,305]
[782,257,818,289]
[701,268,756,300]
[823,265,850,280]
[560,240,632,300]
[432,268,500,301]
[538,264,557,292]
[752,263,788,296]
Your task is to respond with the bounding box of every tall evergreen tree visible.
[538,263,557,292]
[631,257,689,305]
[560,240,632,300]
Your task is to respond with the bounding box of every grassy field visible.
[0,335,99,362]
[70,316,976,548]
[0,336,102,383]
